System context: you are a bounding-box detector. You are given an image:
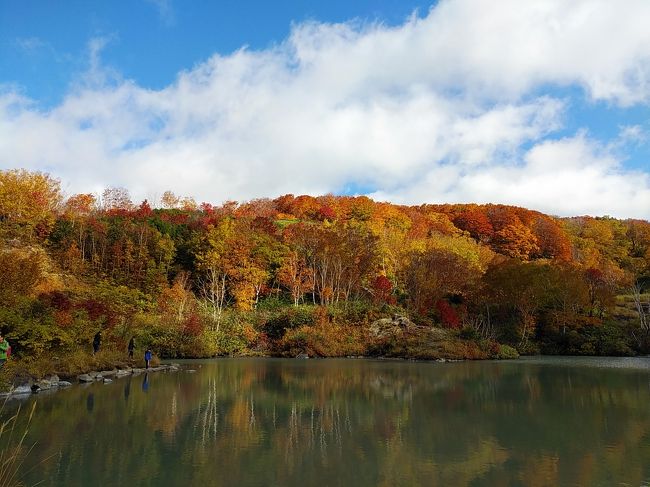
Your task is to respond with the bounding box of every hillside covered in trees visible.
[1,169,649,378]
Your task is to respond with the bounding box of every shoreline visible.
[3,353,649,400]
[0,363,184,399]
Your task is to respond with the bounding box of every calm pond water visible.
[4,357,650,487]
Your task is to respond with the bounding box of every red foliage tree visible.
[318,204,337,221]
[436,299,460,328]
[183,313,205,337]
[453,209,494,242]
[371,275,395,304]
[135,200,153,219]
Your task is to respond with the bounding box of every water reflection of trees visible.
[5,360,650,486]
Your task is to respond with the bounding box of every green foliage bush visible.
[516,341,540,356]
[255,296,292,312]
[584,322,635,356]
[326,300,375,324]
[263,306,317,340]
[213,328,248,356]
[496,344,519,359]
[459,326,480,341]
[539,321,635,356]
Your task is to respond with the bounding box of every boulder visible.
[103,378,113,384]
[58,381,72,387]
[100,370,117,377]
[115,369,131,377]
[36,380,54,390]
[369,315,415,339]
[295,353,309,359]
[12,385,32,395]
[78,374,93,383]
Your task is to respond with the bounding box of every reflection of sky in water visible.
[3,358,650,487]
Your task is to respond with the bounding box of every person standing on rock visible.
[128,337,135,359]
[144,349,152,369]
[93,331,101,355]
[0,334,10,367]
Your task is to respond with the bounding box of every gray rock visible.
[45,374,60,383]
[115,369,131,377]
[94,373,104,381]
[78,374,93,383]
[87,371,99,379]
[58,381,72,387]
[100,370,117,377]
[185,369,197,373]
[11,385,32,395]
[36,380,53,390]
[295,353,309,359]
[103,378,113,384]
[369,315,415,339]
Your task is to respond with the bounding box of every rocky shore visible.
[1,363,182,398]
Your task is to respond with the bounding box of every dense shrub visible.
[496,344,519,359]
[279,322,367,357]
[262,306,318,340]
[539,321,635,356]
[326,300,375,324]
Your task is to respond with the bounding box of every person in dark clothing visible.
[128,337,135,359]
[93,331,101,354]
[144,349,152,369]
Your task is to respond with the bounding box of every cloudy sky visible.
[1,0,650,218]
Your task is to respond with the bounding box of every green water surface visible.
[5,357,650,486]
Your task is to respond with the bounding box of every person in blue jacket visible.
[144,349,152,369]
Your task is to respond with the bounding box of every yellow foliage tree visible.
[0,169,62,240]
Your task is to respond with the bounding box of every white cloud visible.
[1,0,650,218]
[372,135,650,218]
[14,37,46,53]
[145,0,175,26]
[618,124,647,145]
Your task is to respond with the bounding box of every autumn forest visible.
[1,169,650,380]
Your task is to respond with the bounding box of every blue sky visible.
[1,0,430,105]
[1,0,650,218]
